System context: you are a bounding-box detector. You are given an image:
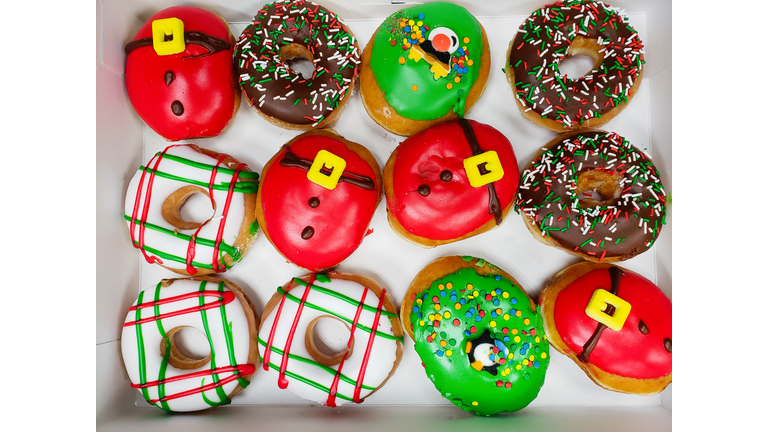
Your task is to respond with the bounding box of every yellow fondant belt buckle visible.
[152,17,185,56]
[464,151,504,188]
[307,150,346,190]
[585,288,631,331]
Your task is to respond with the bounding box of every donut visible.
[234,0,360,130]
[259,272,403,406]
[360,2,491,136]
[121,276,260,412]
[125,6,240,141]
[539,262,671,394]
[384,119,519,247]
[256,129,382,271]
[124,144,259,275]
[506,0,644,131]
[402,256,549,416]
[515,130,666,262]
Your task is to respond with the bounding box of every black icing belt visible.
[457,119,502,225]
[279,149,375,191]
[125,31,231,59]
[577,266,624,364]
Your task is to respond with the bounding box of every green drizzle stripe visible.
[260,360,355,402]
[123,214,239,258]
[277,286,403,343]
[157,153,260,180]
[198,280,229,406]
[217,280,250,389]
[291,278,398,318]
[128,240,229,271]
[153,283,172,411]
[134,290,153,405]
[256,336,376,391]
[138,166,258,194]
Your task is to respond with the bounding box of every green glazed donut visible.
[402,256,549,416]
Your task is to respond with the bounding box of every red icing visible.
[260,135,380,271]
[553,268,672,379]
[125,6,237,141]
[123,290,235,327]
[353,287,386,403]
[277,274,316,389]
[388,120,519,240]
[326,286,369,407]
[135,364,256,403]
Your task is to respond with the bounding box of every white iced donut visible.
[121,277,260,412]
[259,272,404,406]
[124,144,259,275]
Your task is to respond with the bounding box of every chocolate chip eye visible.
[171,100,184,116]
[417,184,431,196]
[440,170,453,182]
[301,226,315,239]
[308,197,320,208]
[663,338,672,353]
[165,70,175,87]
[638,320,649,334]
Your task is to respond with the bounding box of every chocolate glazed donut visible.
[515,129,666,262]
[234,0,360,129]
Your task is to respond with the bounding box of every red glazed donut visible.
[125,6,240,141]
[383,119,519,247]
[256,129,382,271]
[539,262,671,395]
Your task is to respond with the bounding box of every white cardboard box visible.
[96,0,672,430]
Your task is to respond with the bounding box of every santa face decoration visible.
[125,6,239,141]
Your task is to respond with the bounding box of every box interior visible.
[96,0,672,429]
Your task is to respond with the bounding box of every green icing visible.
[409,258,549,416]
[370,2,484,120]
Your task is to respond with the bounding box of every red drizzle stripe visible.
[211,162,246,272]
[277,274,316,389]
[185,154,227,274]
[138,364,256,403]
[130,145,184,264]
[123,290,235,327]
[353,288,386,403]
[325,286,368,407]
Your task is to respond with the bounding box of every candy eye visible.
[428,27,459,54]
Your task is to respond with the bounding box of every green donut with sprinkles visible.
[360,2,490,136]
[402,256,549,416]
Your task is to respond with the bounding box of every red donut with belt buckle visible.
[256,129,382,271]
[383,119,519,247]
[539,262,671,395]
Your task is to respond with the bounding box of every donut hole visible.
[559,36,605,80]
[305,315,353,367]
[575,170,622,208]
[160,326,212,370]
[162,185,215,231]
[281,43,316,80]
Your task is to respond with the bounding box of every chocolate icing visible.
[279,150,375,191]
[164,70,175,87]
[171,101,184,116]
[125,31,231,59]
[457,118,502,225]
[234,1,359,126]
[515,131,666,259]
[577,266,623,363]
[508,1,644,128]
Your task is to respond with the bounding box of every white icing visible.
[121,278,253,412]
[123,145,253,272]
[259,277,401,406]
